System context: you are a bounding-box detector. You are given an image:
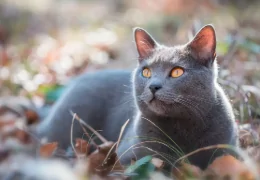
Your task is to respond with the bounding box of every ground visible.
[0,0,260,179]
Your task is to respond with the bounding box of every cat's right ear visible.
[186,25,216,66]
[134,28,157,62]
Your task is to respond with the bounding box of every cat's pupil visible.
[142,68,151,78]
[171,67,184,78]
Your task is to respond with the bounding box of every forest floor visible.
[0,0,260,179]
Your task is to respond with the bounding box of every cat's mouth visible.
[149,96,155,103]
[141,92,170,106]
[144,95,174,115]
[148,95,169,105]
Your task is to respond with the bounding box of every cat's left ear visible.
[134,27,158,62]
[187,24,216,66]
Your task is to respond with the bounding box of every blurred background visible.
[0,0,259,122]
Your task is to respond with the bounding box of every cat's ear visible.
[134,27,157,62]
[187,24,216,66]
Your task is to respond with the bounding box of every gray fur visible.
[37,25,238,171]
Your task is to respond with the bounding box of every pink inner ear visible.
[135,29,156,60]
[190,26,216,60]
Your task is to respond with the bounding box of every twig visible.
[116,119,129,151]
[70,113,78,158]
[69,110,107,143]
[103,119,130,166]
[78,119,98,148]
[102,142,117,166]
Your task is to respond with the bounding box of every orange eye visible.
[142,68,151,78]
[171,67,184,78]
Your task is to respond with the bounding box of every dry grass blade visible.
[174,144,232,165]
[116,119,129,151]
[102,142,117,166]
[132,146,173,167]
[69,110,107,143]
[141,117,184,156]
[78,118,98,149]
[111,140,178,171]
[100,119,129,169]
[172,163,202,179]
[70,113,78,157]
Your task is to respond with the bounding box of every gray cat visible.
[37,24,238,171]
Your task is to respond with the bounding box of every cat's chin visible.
[146,99,172,116]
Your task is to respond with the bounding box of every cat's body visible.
[37,25,238,171]
[38,70,134,147]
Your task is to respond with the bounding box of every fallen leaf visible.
[75,138,90,155]
[86,141,123,177]
[0,119,16,130]
[204,155,255,180]
[151,158,164,170]
[15,129,31,144]
[24,110,39,125]
[124,156,155,179]
[2,127,31,144]
[39,142,58,158]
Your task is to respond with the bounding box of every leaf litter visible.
[0,1,260,179]
[0,101,258,180]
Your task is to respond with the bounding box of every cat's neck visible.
[133,100,219,135]
[135,110,205,128]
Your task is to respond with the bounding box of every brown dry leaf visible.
[204,155,255,180]
[0,120,16,130]
[15,129,31,144]
[151,158,165,170]
[86,141,123,177]
[39,142,58,158]
[2,127,31,144]
[24,110,39,125]
[75,138,90,155]
[172,163,202,179]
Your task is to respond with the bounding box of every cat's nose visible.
[149,84,162,94]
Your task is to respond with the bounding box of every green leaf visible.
[124,155,155,180]
[45,85,66,103]
[37,84,66,103]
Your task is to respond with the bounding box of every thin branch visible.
[70,113,78,158]
[69,110,107,143]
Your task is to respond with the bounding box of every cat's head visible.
[132,25,218,118]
